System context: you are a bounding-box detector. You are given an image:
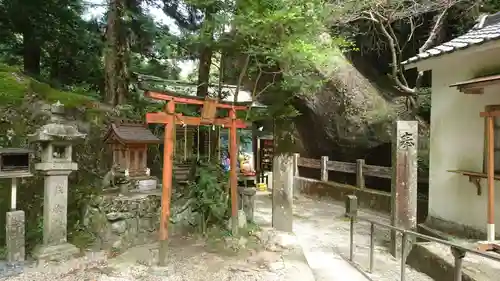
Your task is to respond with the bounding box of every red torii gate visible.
[144,90,250,264]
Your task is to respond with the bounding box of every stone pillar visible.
[241,187,257,222]
[42,172,70,245]
[390,121,418,257]
[6,210,25,263]
[320,156,328,182]
[34,170,79,261]
[6,177,25,265]
[272,154,294,232]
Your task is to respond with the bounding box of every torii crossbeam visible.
[144,90,250,265]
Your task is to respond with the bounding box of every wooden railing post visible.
[293,153,300,177]
[356,159,365,188]
[320,156,329,181]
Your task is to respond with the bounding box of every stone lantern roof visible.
[28,101,87,143]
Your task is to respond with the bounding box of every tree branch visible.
[254,73,278,99]
[369,12,416,95]
[419,8,448,53]
[415,7,449,90]
[233,54,250,103]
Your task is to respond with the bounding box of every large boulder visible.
[292,48,398,160]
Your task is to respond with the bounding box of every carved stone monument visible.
[29,101,86,261]
[390,120,418,257]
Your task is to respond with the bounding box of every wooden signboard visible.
[259,138,274,172]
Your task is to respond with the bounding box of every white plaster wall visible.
[428,46,500,235]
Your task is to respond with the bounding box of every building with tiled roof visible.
[402,12,500,245]
[403,12,500,68]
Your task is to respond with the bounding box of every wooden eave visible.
[450,74,500,95]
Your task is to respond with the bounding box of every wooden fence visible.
[294,154,428,188]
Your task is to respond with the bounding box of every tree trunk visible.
[197,47,213,98]
[104,0,128,106]
[49,51,60,82]
[22,31,41,76]
[195,7,216,158]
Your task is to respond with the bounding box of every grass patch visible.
[0,62,97,108]
[29,80,95,108]
[69,229,96,250]
[0,69,29,104]
[203,224,263,256]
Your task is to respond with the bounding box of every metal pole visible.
[451,247,466,281]
[400,232,407,281]
[197,127,200,161]
[349,217,354,261]
[487,116,495,241]
[369,222,375,273]
[11,178,17,211]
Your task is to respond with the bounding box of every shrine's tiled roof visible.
[104,120,160,144]
[402,12,500,66]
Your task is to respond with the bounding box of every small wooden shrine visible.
[103,120,160,177]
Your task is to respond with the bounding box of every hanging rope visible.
[197,127,200,161]
[183,125,187,162]
[208,125,211,162]
[217,125,221,161]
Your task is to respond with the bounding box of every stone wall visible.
[84,190,162,252]
[294,177,428,223]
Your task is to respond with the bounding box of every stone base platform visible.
[84,189,162,252]
[32,243,80,262]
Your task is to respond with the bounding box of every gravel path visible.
[254,192,434,281]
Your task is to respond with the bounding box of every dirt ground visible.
[0,225,313,281]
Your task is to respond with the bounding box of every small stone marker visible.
[390,120,418,257]
[272,154,294,232]
[6,210,25,264]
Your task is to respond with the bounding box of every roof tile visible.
[402,12,500,65]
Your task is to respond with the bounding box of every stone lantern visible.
[28,101,86,261]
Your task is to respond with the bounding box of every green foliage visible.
[417,87,431,123]
[232,0,353,94]
[30,80,96,107]
[187,163,230,234]
[0,67,29,104]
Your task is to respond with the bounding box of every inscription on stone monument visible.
[399,132,415,150]
[56,184,64,194]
